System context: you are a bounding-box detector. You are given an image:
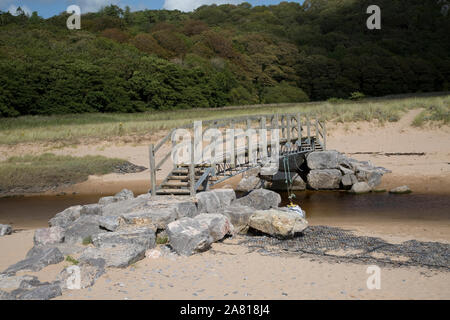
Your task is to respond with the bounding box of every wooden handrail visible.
[149,111,326,195]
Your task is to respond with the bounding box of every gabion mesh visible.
[238,226,450,270]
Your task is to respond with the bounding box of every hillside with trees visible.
[0,0,449,117]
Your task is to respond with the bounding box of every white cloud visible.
[8,4,32,16]
[72,0,120,13]
[163,0,242,12]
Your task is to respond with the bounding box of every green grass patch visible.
[82,236,93,246]
[0,153,128,194]
[156,234,169,245]
[65,256,79,265]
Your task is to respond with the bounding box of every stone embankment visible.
[238,150,391,194]
[0,187,307,300]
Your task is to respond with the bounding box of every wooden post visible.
[246,118,251,164]
[286,115,291,145]
[230,119,236,168]
[323,121,327,150]
[260,116,266,161]
[315,119,319,151]
[306,115,311,145]
[189,134,195,197]
[149,144,156,196]
[296,113,301,141]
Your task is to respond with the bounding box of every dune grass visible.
[412,97,450,127]
[0,153,128,194]
[0,94,448,145]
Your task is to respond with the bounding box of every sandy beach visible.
[0,109,449,300]
[0,230,448,300]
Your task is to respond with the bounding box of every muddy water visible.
[0,192,449,240]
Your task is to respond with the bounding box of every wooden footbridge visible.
[149,113,326,196]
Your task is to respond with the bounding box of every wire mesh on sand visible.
[238,226,450,270]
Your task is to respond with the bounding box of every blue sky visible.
[0,0,295,18]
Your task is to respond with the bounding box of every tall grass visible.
[412,96,450,127]
[0,94,448,145]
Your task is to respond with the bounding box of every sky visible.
[0,0,294,18]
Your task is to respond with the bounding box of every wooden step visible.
[156,188,191,195]
[172,168,205,175]
[161,181,190,188]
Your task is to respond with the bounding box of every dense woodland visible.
[0,0,449,117]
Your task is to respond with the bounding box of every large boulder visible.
[98,189,135,205]
[236,176,264,192]
[307,151,341,170]
[80,204,103,216]
[122,209,176,230]
[98,216,123,231]
[58,262,105,290]
[0,224,12,236]
[3,247,64,275]
[166,218,211,256]
[92,226,156,250]
[34,226,65,246]
[100,197,148,217]
[219,205,255,234]
[64,215,105,244]
[15,283,62,300]
[248,209,308,238]
[0,274,39,291]
[341,173,358,189]
[79,244,146,268]
[114,189,134,201]
[27,243,84,256]
[48,205,82,229]
[196,189,236,213]
[279,154,305,172]
[307,169,342,190]
[350,182,372,194]
[234,189,281,210]
[269,172,306,191]
[389,185,412,194]
[168,201,198,219]
[194,214,233,242]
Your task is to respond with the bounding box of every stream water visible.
[0,191,449,233]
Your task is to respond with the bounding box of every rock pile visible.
[242,150,390,194]
[1,187,305,300]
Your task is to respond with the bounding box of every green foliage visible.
[66,256,79,265]
[263,82,309,104]
[0,1,449,117]
[349,92,366,101]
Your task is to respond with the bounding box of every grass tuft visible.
[66,255,79,265]
[82,236,93,246]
